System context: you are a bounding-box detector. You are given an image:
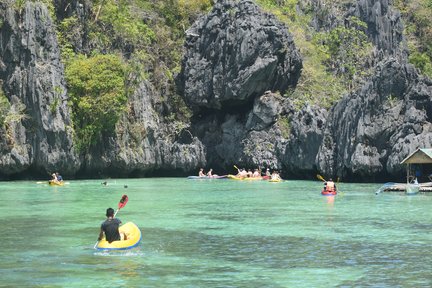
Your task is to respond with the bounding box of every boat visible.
[227,175,263,181]
[96,222,142,250]
[321,189,337,196]
[187,175,227,179]
[268,178,282,182]
[48,180,64,186]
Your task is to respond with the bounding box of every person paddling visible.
[98,208,126,243]
[324,178,336,192]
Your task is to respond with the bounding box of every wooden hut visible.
[377,148,432,194]
[400,148,432,182]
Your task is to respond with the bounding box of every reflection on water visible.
[0,179,431,287]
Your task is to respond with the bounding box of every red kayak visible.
[321,189,337,196]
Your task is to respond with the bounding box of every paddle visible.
[94,194,129,249]
[317,174,326,182]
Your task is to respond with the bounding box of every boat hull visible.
[96,222,141,250]
[321,190,337,196]
[227,175,263,181]
[49,180,64,186]
[187,176,227,179]
[406,183,420,195]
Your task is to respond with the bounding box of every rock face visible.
[81,80,206,177]
[0,0,431,180]
[177,0,325,175]
[0,2,79,178]
[317,59,432,180]
[354,0,405,55]
[178,0,302,111]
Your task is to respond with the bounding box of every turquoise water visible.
[0,178,431,287]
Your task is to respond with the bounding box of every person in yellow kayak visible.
[271,170,282,181]
[98,208,127,243]
[252,169,260,178]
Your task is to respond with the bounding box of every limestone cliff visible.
[0,0,431,181]
[0,2,79,178]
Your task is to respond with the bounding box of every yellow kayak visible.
[96,222,141,250]
[48,180,64,186]
[269,179,282,182]
[227,175,263,181]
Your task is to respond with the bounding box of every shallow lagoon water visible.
[0,178,431,287]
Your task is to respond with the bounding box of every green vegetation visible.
[313,17,372,85]
[277,116,291,139]
[65,54,127,152]
[57,0,211,150]
[394,0,432,78]
[256,0,373,109]
[0,89,10,126]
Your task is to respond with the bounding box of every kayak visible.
[269,178,282,182]
[187,175,227,179]
[49,180,64,186]
[96,222,142,250]
[321,189,337,196]
[227,175,263,181]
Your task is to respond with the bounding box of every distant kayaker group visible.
[197,167,282,181]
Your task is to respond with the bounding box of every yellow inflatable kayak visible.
[48,180,64,186]
[96,222,141,250]
[227,175,263,181]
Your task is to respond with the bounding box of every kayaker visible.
[198,168,205,177]
[50,173,60,184]
[98,208,126,243]
[252,169,260,178]
[265,168,271,177]
[324,178,336,192]
[55,172,63,182]
[246,169,253,177]
[271,171,281,181]
[207,168,213,177]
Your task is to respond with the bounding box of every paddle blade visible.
[317,174,326,182]
[234,165,239,170]
[118,194,128,209]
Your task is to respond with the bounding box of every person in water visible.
[198,168,205,177]
[98,208,126,243]
[324,178,336,192]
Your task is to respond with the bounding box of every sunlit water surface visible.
[0,178,431,287]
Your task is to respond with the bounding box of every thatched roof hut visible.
[400,148,432,183]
